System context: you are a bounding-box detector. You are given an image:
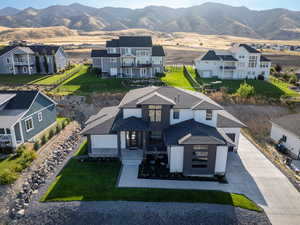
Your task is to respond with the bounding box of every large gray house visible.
[0,44,68,75]
[91,36,165,78]
[0,91,57,150]
[81,86,245,177]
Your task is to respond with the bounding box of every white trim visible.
[25,117,34,132]
[38,111,43,122]
[19,121,24,143]
[28,120,57,142]
[21,103,55,121]
[38,91,58,105]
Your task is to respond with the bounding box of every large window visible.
[25,117,34,132]
[136,50,150,56]
[206,110,213,120]
[248,55,257,68]
[192,145,209,168]
[173,109,180,119]
[148,105,162,122]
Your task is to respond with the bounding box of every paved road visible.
[119,135,300,225]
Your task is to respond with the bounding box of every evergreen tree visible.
[35,54,41,74]
[44,55,49,74]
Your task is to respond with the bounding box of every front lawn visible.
[41,142,261,212]
[51,66,129,95]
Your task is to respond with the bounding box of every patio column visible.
[27,53,31,75]
[10,126,17,149]
[117,132,122,158]
[11,54,16,75]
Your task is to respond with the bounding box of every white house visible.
[81,86,246,177]
[270,114,300,159]
[194,44,272,80]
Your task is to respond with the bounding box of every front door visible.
[140,68,147,77]
[183,145,217,175]
[126,131,138,149]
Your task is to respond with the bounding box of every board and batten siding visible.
[169,109,193,125]
[270,123,300,159]
[168,146,184,173]
[215,145,228,175]
[123,108,142,119]
[20,93,56,141]
[91,135,118,149]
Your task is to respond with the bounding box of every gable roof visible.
[106,36,153,48]
[217,111,246,128]
[0,90,39,110]
[200,50,237,61]
[201,50,220,61]
[152,45,165,56]
[260,55,271,62]
[0,93,16,106]
[137,92,176,105]
[271,114,300,137]
[0,45,61,56]
[239,44,261,53]
[164,119,226,145]
[91,49,120,57]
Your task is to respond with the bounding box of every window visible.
[192,145,209,168]
[38,112,43,122]
[6,129,11,134]
[136,50,150,56]
[108,48,116,54]
[6,58,10,63]
[23,67,27,73]
[248,55,257,68]
[148,105,162,122]
[173,109,180,119]
[125,48,131,55]
[25,118,34,132]
[206,110,213,120]
[110,58,117,63]
[281,135,287,142]
[0,128,5,134]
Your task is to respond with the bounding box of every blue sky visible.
[1,0,300,11]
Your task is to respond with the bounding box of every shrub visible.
[274,64,282,73]
[16,145,26,156]
[34,140,41,151]
[48,129,55,139]
[18,149,37,169]
[0,169,18,185]
[155,72,165,78]
[41,135,48,145]
[236,82,255,98]
[289,73,298,84]
[55,125,62,134]
[258,75,265,80]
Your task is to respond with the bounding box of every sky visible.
[0,0,300,11]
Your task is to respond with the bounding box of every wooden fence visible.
[183,65,203,92]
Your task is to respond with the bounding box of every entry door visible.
[127,131,138,149]
[140,68,147,77]
[183,145,216,175]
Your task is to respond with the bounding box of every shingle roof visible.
[217,111,246,128]
[152,45,165,56]
[239,44,260,53]
[0,94,16,106]
[271,113,300,137]
[164,119,226,145]
[192,100,223,110]
[0,90,39,110]
[106,36,153,48]
[0,45,61,56]
[200,50,237,61]
[0,109,27,128]
[91,49,120,57]
[81,106,120,135]
[218,55,238,61]
[137,92,176,105]
[260,55,271,62]
[112,116,150,131]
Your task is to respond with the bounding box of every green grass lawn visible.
[269,76,299,97]
[0,65,81,86]
[51,66,129,95]
[41,141,261,212]
[161,67,196,91]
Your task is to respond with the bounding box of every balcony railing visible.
[136,63,152,68]
[0,134,12,143]
[121,63,135,68]
[220,66,236,70]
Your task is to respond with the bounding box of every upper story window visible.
[108,48,116,54]
[136,50,150,57]
[173,109,180,119]
[206,110,213,120]
[148,105,162,122]
[25,117,34,132]
[248,55,258,68]
[6,58,10,64]
[110,58,117,63]
[0,128,5,134]
[125,48,131,55]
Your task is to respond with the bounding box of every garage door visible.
[110,68,118,76]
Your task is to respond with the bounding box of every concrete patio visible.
[118,134,300,225]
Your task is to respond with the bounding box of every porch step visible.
[122,159,142,166]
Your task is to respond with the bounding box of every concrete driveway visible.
[119,134,300,225]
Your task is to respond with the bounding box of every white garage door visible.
[110,68,118,76]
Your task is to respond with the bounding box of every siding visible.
[91,135,118,149]
[169,145,184,173]
[215,145,228,175]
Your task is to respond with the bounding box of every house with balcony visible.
[194,44,271,80]
[0,91,57,150]
[91,36,165,78]
[81,86,245,177]
[0,44,68,75]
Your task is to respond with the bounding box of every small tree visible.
[35,55,41,74]
[41,135,48,145]
[52,51,57,73]
[48,129,55,139]
[34,140,41,151]
[44,55,49,74]
[236,82,255,98]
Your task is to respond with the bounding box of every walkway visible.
[118,134,300,225]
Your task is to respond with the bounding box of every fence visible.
[183,65,203,92]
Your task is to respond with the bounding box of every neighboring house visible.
[194,44,272,80]
[0,91,57,149]
[0,45,68,75]
[270,114,300,159]
[91,36,165,78]
[81,86,245,177]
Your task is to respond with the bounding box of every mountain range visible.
[0,2,300,40]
